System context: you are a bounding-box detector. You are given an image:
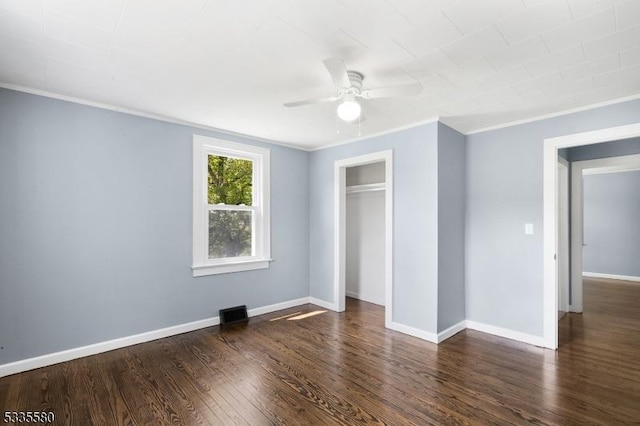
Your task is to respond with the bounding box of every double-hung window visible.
[192,135,271,276]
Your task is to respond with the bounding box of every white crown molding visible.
[4,83,640,152]
[309,116,441,151]
[466,93,640,136]
[0,83,311,152]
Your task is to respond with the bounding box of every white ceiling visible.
[1,0,639,149]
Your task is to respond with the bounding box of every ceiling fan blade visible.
[283,96,340,108]
[361,82,423,99]
[323,58,351,88]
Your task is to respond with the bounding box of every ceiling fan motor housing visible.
[346,71,364,91]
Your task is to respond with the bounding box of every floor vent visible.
[219,305,248,326]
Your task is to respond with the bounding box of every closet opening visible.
[334,150,393,327]
[346,161,386,307]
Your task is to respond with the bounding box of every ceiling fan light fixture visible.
[336,99,361,122]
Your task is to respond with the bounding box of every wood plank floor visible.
[1,278,639,425]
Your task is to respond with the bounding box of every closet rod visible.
[346,183,386,194]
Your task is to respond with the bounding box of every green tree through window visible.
[207,155,252,205]
[207,155,253,258]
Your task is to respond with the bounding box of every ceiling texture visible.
[1,0,639,149]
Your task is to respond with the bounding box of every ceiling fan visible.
[284,58,423,122]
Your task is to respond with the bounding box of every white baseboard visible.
[309,297,337,311]
[583,272,640,283]
[247,297,311,317]
[345,291,385,306]
[386,319,545,347]
[0,297,312,378]
[465,320,546,347]
[568,304,582,313]
[387,321,438,343]
[437,321,466,343]
[2,298,553,378]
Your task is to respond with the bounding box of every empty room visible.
[1,0,640,424]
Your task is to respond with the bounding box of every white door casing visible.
[557,157,570,314]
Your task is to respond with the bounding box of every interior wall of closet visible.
[345,161,386,306]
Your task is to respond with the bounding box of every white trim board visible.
[543,123,640,350]
[583,272,640,283]
[468,93,640,135]
[0,297,311,378]
[247,298,312,317]
[382,320,545,347]
[1,301,554,378]
[557,158,570,314]
[308,297,337,311]
[345,291,385,307]
[6,81,640,152]
[465,321,546,348]
[0,83,308,152]
[387,322,438,344]
[310,118,440,151]
[437,321,467,343]
[0,83,440,152]
[387,320,542,346]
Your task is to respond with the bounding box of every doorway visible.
[569,154,640,313]
[543,123,640,349]
[334,150,393,327]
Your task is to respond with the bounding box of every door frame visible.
[543,123,640,349]
[557,157,570,314]
[334,150,393,327]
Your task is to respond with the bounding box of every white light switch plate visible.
[525,223,534,235]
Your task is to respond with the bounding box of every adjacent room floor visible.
[1,278,639,424]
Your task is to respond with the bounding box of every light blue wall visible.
[583,171,640,277]
[0,88,310,364]
[437,123,466,332]
[309,123,439,333]
[466,98,640,336]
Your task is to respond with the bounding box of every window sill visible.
[192,258,272,277]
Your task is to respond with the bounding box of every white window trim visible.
[192,135,271,276]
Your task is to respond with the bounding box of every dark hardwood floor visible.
[1,278,639,425]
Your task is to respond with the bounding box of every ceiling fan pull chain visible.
[358,114,361,137]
